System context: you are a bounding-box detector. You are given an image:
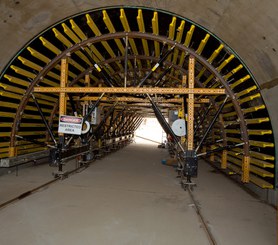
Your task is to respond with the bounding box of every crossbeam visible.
[76,96,210,103]
[34,87,225,95]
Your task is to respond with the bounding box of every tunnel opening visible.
[0,6,276,191]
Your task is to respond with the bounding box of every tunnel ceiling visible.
[0,6,276,189]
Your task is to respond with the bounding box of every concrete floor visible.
[0,141,276,245]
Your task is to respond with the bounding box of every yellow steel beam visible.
[120,8,141,69]
[152,11,160,57]
[137,9,151,68]
[236,85,257,98]
[230,75,251,89]
[39,36,61,55]
[196,34,210,55]
[223,64,243,81]
[245,117,270,124]
[242,105,265,114]
[34,86,225,95]
[4,74,29,87]
[187,59,195,151]
[59,58,68,137]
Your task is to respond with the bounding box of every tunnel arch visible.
[0,6,275,189]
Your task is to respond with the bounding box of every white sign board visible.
[58,115,83,135]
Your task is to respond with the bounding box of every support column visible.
[58,58,68,172]
[187,56,195,151]
[241,155,250,183]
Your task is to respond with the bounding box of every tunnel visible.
[0,1,277,244]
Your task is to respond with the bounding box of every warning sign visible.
[58,115,83,135]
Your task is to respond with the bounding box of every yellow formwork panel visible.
[197,44,224,79]
[178,25,195,67]
[0,83,25,94]
[27,47,51,63]
[120,9,141,69]
[223,64,243,81]
[239,93,260,104]
[203,54,234,86]
[196,34,210,55]
[70,19,87,40]
[53,28,72,48]
[0,91,21,100]
[86,14,123,71]
[245,117,269,124]
[152,12,160,57]
[137,9,151,68]
[10,65,36,79]
[236,85,257,98]
[248,129,272,135]
[4,74,30,87]
[39,36,61,55]
[242,104,265,114]
[230,75,251,89]
[18,56,42,71]
[228,150,274,168]
[249,140,274,148]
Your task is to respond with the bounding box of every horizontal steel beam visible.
[34,87,225,95]
[76,96,210,103]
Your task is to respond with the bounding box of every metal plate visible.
[171,119,186,136]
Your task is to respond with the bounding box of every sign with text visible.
[58,115,83,135]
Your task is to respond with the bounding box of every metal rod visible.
[195,96,228,152]
[197,142,244,157]
[31,93,57,145]
[137,45,176,87]
[124,35,128,88]
[146,94,184,152]
[154,65,173,86]
[194,104,212,136]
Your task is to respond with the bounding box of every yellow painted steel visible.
[230,75,251,89]
[168,17,177,40]
[27,47,51,63]
[0,91,22,100]
[53,28,72,48]
[248,129,272,135]
[68,59,85,72]
[236,85,257,98]
[120,9,141,68]
[249,175,273,189]
[137,9,150,67]
[187,60,195,151]
[184,25,195,47]
[197,44,224,79]
[242,104,265,114]
[196,34,210,55]
[86,14,123,71]
[223,64,243,81]
[249,150,275,161]
[249,140,274,148]
[203,54,235,86]
[34,86,225,95]
[59,58,68,137]
[62,23,80,43]
[222,111,237,118]
[0,83,25,94]
[8,147,17,157]
[245,117,269,124]
[39,36,61,55]
[18,56,42,71]
[103,10,125,55]
[10,65,36,79]
[4,74,29,87]
[70,19,87,40]
[178,25,195,67]
[221,150,228,169]
[152,12,160,57]
[228,150,274,168]
[239,93,260,104]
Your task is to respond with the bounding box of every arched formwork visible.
[0,4,277,204]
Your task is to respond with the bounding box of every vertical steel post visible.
[187,57,195,151]
[58,58,68,172]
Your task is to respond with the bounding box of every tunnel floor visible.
[0,141,275,245]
